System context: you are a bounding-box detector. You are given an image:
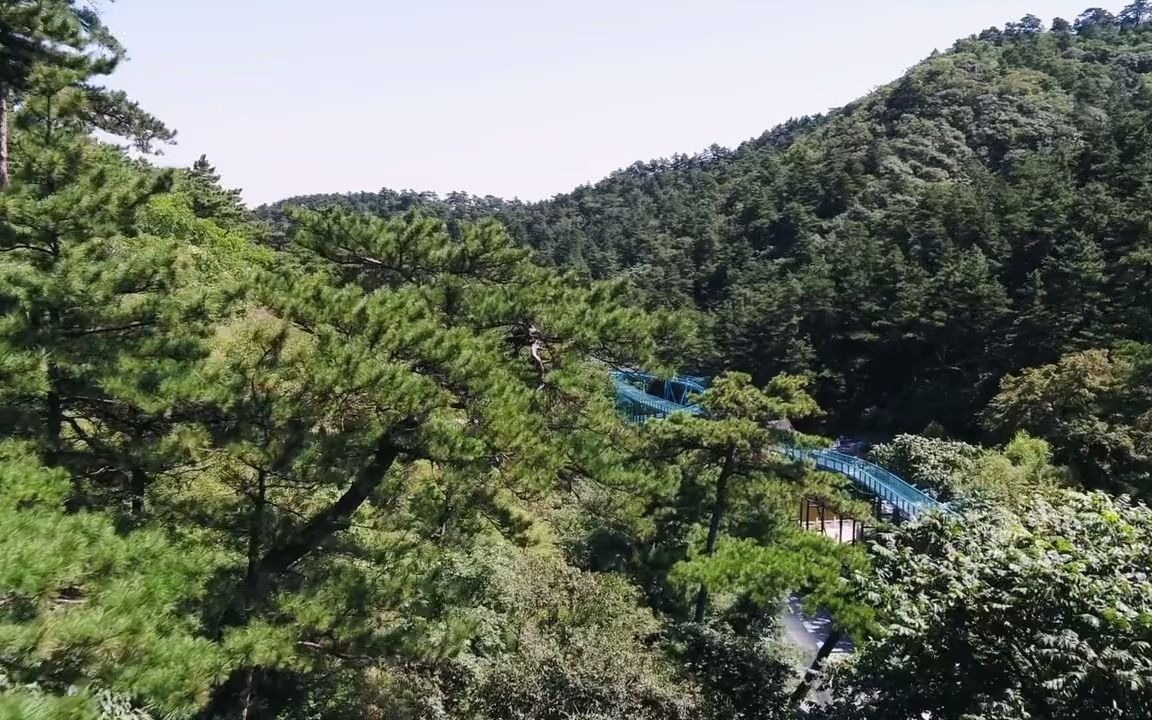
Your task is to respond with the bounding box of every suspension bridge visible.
[611,371,949,692]
[611,371,945,522]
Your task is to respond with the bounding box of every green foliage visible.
[0,188,700,716]
[380,545,701,720]
[172,155,266,237]
[0,2,108,101]
[984,345,1152,496]
[668,532,872,635]
[869,431,1066,502]
[265,11,1152,475]
[0,54,220,517]
[666,619,793,720]
[0,443,235,718]
[4,5,1152,719]
[868,435,984,499]
[153,204,692,715]
[0,1,173,151]
[632,373,870,624]
[818,491,1152,719]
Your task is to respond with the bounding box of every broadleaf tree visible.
[815,491,1152,720]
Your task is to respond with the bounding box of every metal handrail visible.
[781,447,944,518]
[612,372,947,520]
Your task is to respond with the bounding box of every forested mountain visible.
[263,6,1152,494]
[2,3,1151,718]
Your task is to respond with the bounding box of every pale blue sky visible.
[100,1,1094,205]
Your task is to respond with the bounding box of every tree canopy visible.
[263,5,1152,498]
[2,3,1152,719]
[816,492,1152,719]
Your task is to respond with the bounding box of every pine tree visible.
[0,2,174,187]
[1012,232,1109,366]
[0,441,233,717]
[182,154,252,230]
[0,0,86,188]
[159,206,692,714]
[0,24,210,516]
[1119,0,1152,28]
[639,372,867,623]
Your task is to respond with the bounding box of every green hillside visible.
[2,3,1150,717]
[263,8,1152,493]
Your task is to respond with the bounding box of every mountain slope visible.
[260,6,1152,438]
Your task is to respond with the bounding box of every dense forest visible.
[1,2,1151,719]
[265,5,1152,499]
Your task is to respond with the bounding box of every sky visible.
[99,0,1096,206]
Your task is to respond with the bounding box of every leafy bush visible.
[870,432,1066,502]
[818,491,1152,719]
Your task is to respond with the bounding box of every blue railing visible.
[780,447,942,519]
[612,371,706,421]
[612,372,946,520]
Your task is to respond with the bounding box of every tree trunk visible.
[256,436,401,576]
[693,450,735,623]
[44,305,63,462]
[0,88,9,190]
[790,628,843,709]
[129,467,149,516]
[45,365,63,462]
[244,469,267,608]
[240,668,258,720]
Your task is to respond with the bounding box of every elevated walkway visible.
[611,371,945,520]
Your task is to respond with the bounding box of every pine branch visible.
[295,640,375,666]
[61,320,155,337]
[256,434,404,576]
[0,243,54,256]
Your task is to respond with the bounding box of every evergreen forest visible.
[1,3,1151,719]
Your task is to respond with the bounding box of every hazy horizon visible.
[101,1,1095,205]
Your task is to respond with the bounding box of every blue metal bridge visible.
[611,371,945,520]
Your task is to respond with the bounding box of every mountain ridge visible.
[259,5,1152,442]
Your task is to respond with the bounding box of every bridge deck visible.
[613,374,705,419]
[612,373,945,519]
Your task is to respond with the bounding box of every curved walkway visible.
[610,370,953,693]
[611,371,946,519]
